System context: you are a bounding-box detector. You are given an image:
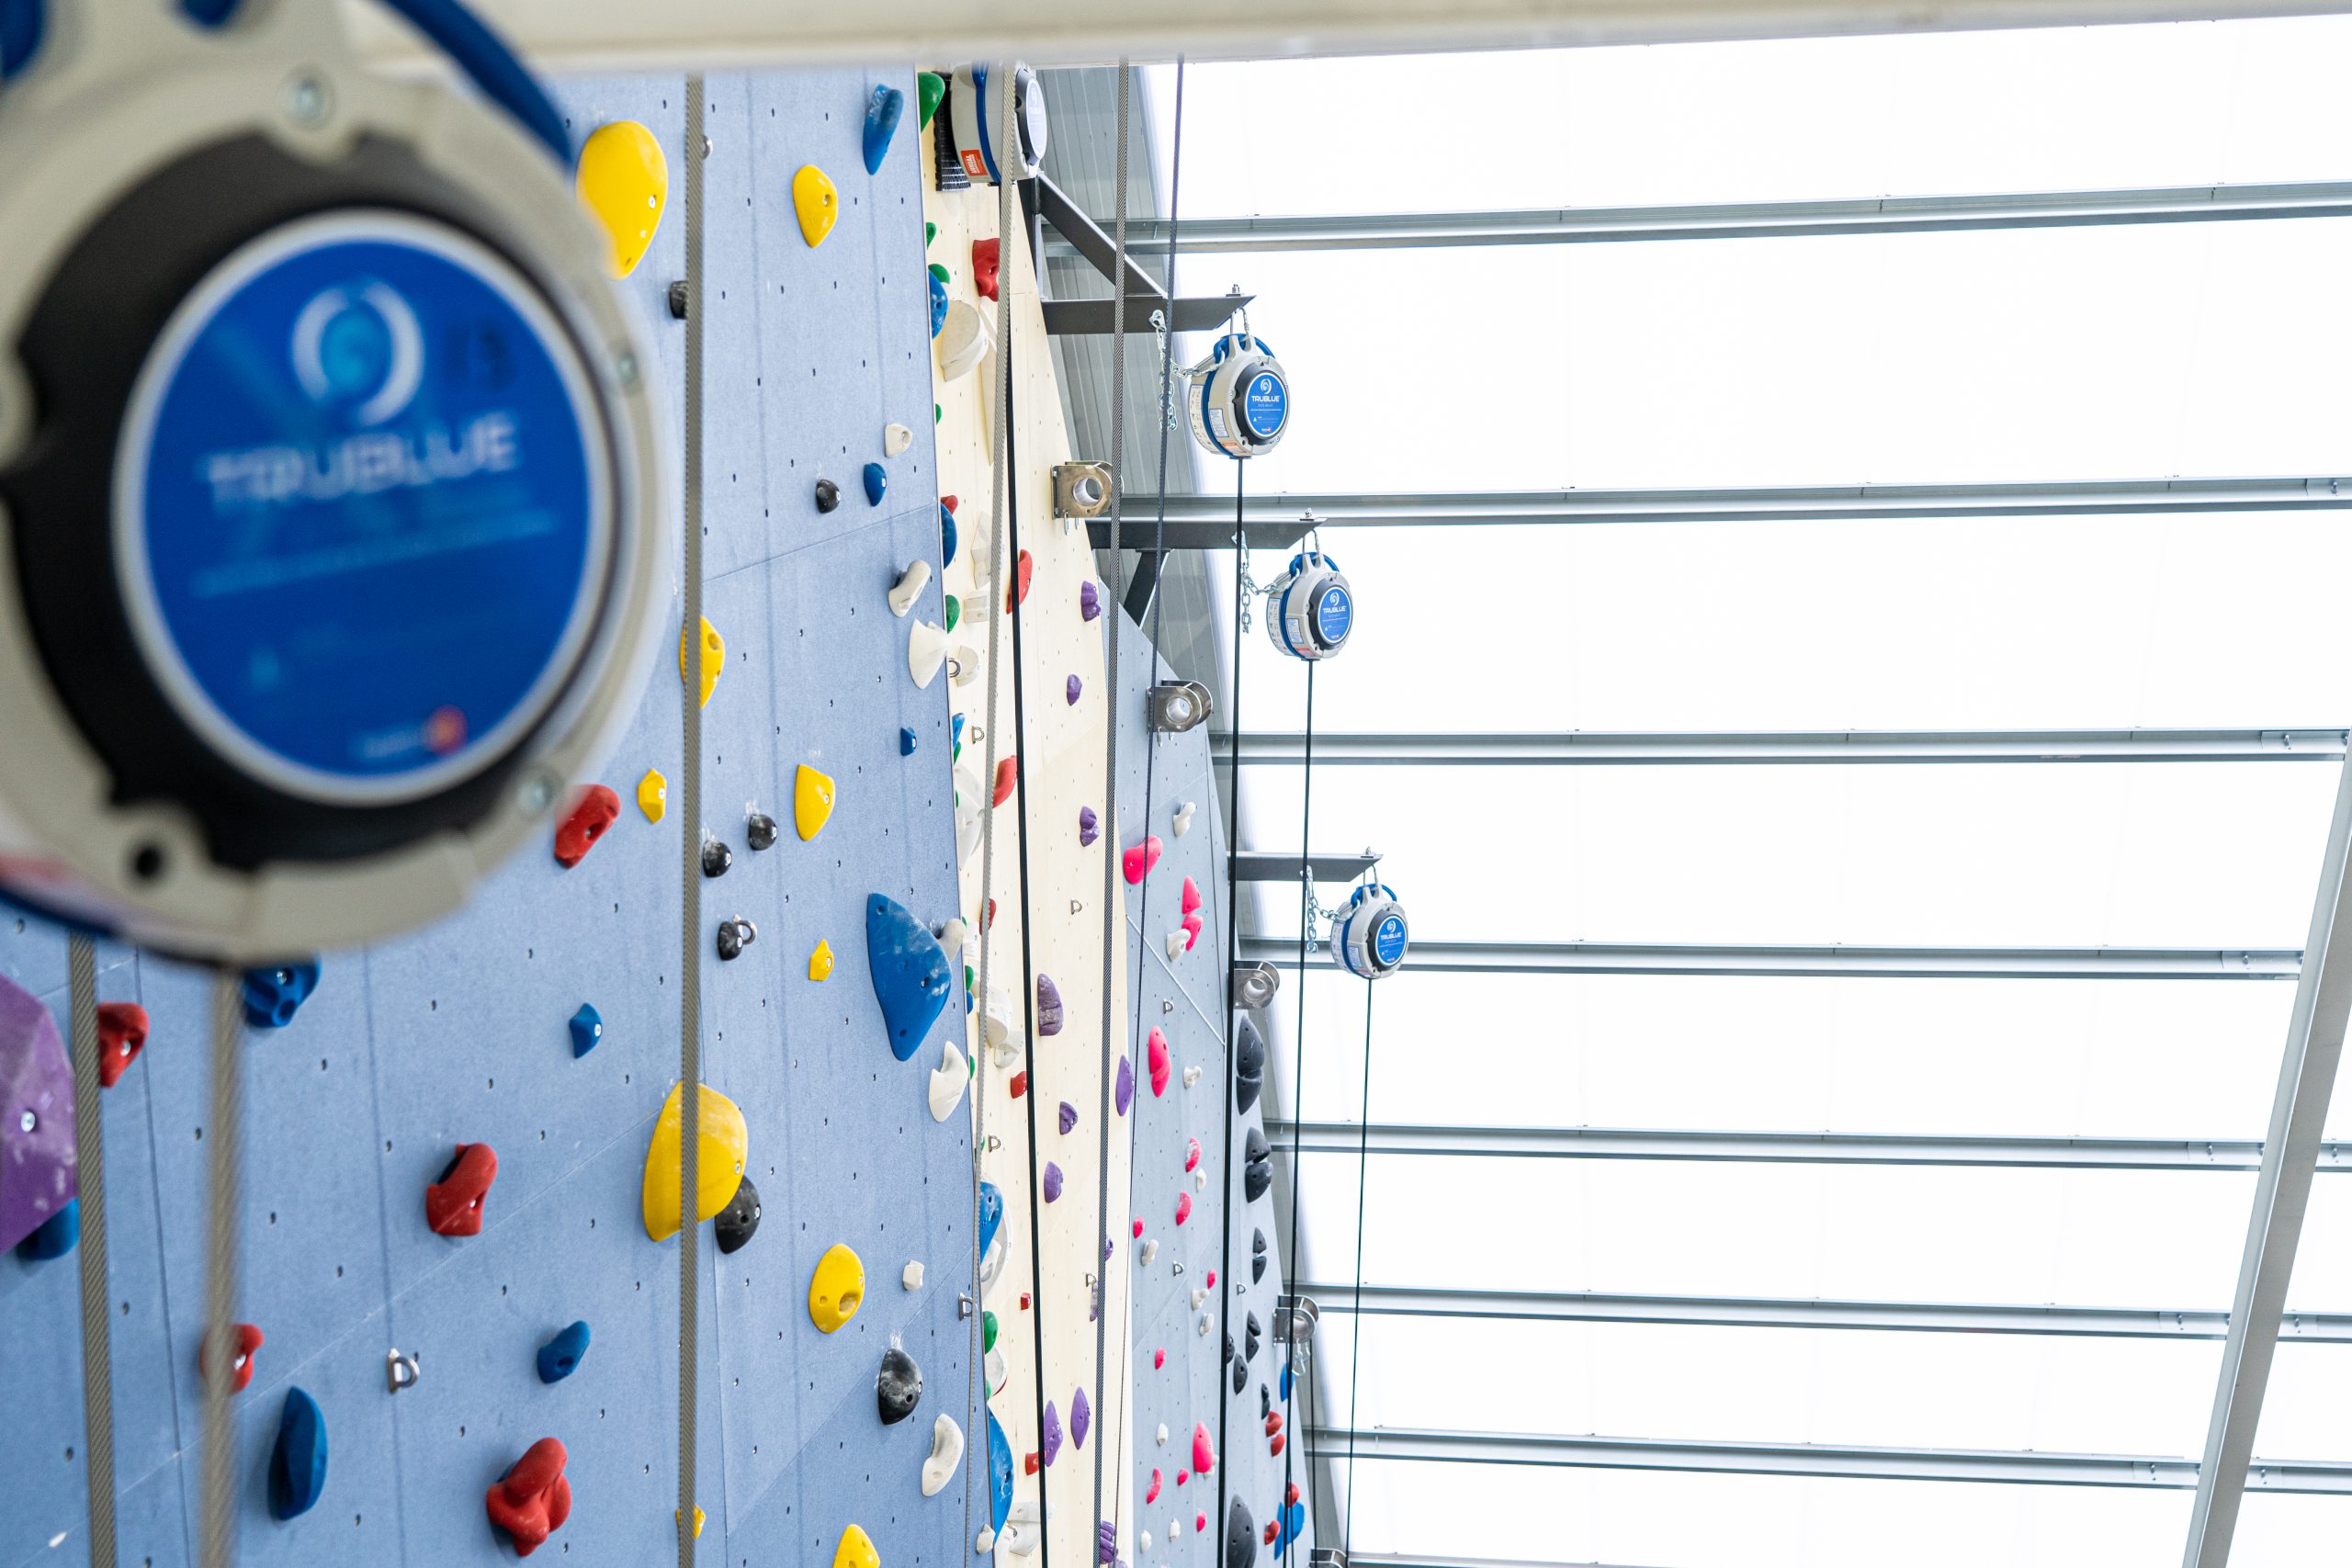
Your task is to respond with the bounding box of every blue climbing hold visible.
[865,895,952,1062]
[1281,1359,1294,1401]
[268,1387,328,1520]
[978,1179,1004,1266]
[952,713,966,757]
[986,1407,1014,1534]
[930,272,949,338]
[243,961,320,1030]
[864,84,905,175]
[939,501,957,568]
[901,727,918,756]
[569,1004,603,1058]
[864,462,888,507]
[1273,1500,1306,1557]
[15,1197,76,1260]
[537,1320,592,1384]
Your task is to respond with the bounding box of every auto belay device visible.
[1263,550,1353,661]
[1185,330,1289,460]
[1329,885,1408,980]
[945,63,1047,186]
[0,1,671,962]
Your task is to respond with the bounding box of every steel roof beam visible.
[1238,937,2301,980]
[1216,729,2349,766]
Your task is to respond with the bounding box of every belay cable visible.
[1211,445,1248,1562]
[1278,662,1317,1558]
[67,934,116,1568]
[676,73,707,1568]
[1341,979,1375,1562]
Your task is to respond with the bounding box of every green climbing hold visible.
[918,71,945,131]
[944,594,961,634]
[925,220,936,247]
[983,1309,999,1351]
[929,262,950,286]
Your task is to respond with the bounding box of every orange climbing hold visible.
[425,1144,499,1236]
[486,1438,572,1557]
[1006,550,1033,613]
[96,1002,148,1089]
[198,1321,265,1393]
[992,757,1018,807]
[554,785,621,867]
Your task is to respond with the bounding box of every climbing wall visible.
[0,66,978,1568]
[924,136,1140,1568]
[1111,631,1310,1568]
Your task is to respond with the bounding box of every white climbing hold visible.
[922,1414,963,1495]
[1156,1424,1169,1446]
[929,1043,968,1122]
[935,917,968,963]
[1005,1505,1041,1557]
[937,299,993,380]
[986,1344,1008,1393]
[949,640,983,687]
[889,558,933,616]
[909,620,949,687]
[1198,1314,1212,1336]
[885,421,913,457]
[978,1529,998,1553]
[992,1039,1021,1071]
[1191,1286,1209,1310]
[1165,931,1187,961]
[1142,1533,1153,1553]
[1182,1065,1203,1089]
[983,980,1014,1050]
[1138,1239,1159,1267]
[904,1260,926,1290]
[1172,801,1195,837]
[1193,1168,1208,1192]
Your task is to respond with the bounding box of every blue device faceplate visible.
[1241,367,1286,441]
[1314,582,1351,646]
[116,211,609,805]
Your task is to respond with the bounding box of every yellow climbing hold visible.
[808,941,835,982]
[795,763,837,840]
[793,165,840,248]
[678,1507,706,1540]
[834,1524,880,1568]
[637,768,668,823]
[681,616,723,708]
[808,1243,865,1333]
[641,1081,750,1242]
[576,121,668,278]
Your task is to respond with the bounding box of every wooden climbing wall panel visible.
[0,67,978,1568]
[924,161,1140,1568]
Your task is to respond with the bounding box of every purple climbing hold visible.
[1041,1400,1064,1466]
[0,974,74,1256]
[1058,1100,1078,1135]
[1080,581,1102,622]
[1072,1386,1091,1450]
[1114,1055,1134,1115]
[1036,973,1064,1036]
[1043,1162,1064,1202]
[1078,807,1099,848]
[1066,674,1082,705]
[1099,1519,1119,1565]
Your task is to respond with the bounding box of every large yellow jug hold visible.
[794,164,840,248]
[835,1523,881,1568]
[641,1081,750,1241]
[808,1243,865,1333]
[681,616,723,708]
[576,121,668,277]
[795,763,836,840]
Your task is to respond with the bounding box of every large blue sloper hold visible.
[268,1387,328,1520]
[978,1179,1004,1267]
[929,271,949,338]
[864,84,905,175]
[866,894,952,1061]
[938,501,957,568]
[986,1407,1014,1534]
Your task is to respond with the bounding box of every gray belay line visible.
[198,968,243,1568]
[70,935,117,1568]
[678,71,707,1568]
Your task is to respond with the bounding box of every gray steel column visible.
[2182,746,2352,1565]
[1238,938,2301,980]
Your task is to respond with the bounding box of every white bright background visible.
[1135,17,2352,1567]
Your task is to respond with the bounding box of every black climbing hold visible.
[1222,1333,1234,1364]
[816,478,841,513]
[1234,1016,1265,1113]
[1245,1312,1261,1362]
[1259,1383,1271,1420]
[1250,1227,1268,1282]
[668,279,689,320]
[701,838,732,877]
[717,917,757,961]
[716,1175,762,1256]
[877,1345,923,1425]
[1243,1126,1272,1203]
[747,812,779,851]
[1226,1497,1257,1568]
[1231,1355,1247,1395]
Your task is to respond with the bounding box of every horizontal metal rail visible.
[1081,182,2352,254]
[1271,1119,2350,1170]
[1217,729,2349,766]
[1231,850,1383,881]
[1295,1282,2352,1342]
[1102,476,2352,549]
[1238,937,2302,980]
[1305,1425,2352,1493]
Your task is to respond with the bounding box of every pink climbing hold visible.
[1181,909,1204,952]
[1121,836,1162,885]
[1182,876,1202,916]
[1154,1348,1166,1370]
[1193,1423,1216,1474]
[1195,1513,1207,1534]
[1148,1027,1170,1097]
[1146,1469,1162,1504]
[993,757,1019,807]
[1205,1269,1217,1289]
[1184,1136,1200,1172]
[1174,1191,1192,1225]
[1132,1217,1144,1238]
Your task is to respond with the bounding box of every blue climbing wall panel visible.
[0,67,972,1568]
[1112,625,1310,1568]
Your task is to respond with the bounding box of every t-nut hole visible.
[130,842,167,883]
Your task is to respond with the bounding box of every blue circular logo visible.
[114,212,610,805]
[1373,913,1408,967]
[1242,368,1287,442]
[1315,583,1352,646]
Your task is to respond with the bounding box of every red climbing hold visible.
[1269,1433,1285,1458]
[425,1143,499,1236]
[96,1002,149,1089]
[1265,1413,1283,1437]
[1024,1451,1041,1475]
[992,757,1019,807]
[1175,1192,1192,1225]
[1153,1348,1166,1369]
[973,238,1001,300]
[553,785,621,868]
[198,1322,265,1393]
[486,1437,572,1557]
[1286,1483,1300,1506]
[1020,1292,1032,1310]
[1010,1071,1029,1099]
[1005,550,1033,614]
[1132,1217,1144,1237]
[1184,1136,1200,1172]
[1263,1521,1279,1545]
[985,897,997,931]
